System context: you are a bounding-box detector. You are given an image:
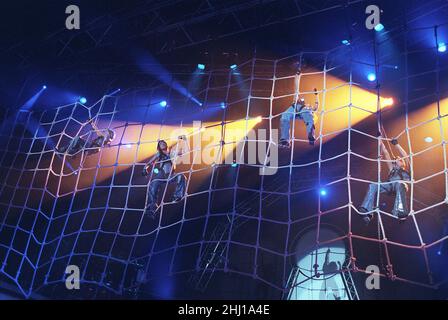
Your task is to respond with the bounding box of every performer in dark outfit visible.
[56,135,86,156]
[85,120,115,155]
[359,138,411,225]
[56,119,115,156]
[142,136,188,217]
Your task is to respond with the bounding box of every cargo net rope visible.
[0,49,448,299]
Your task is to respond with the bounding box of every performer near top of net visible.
[55,118,115,157]
[358,137,411,225]
[279,88,319,148]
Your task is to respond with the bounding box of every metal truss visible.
[189,160,351,293]
[341,259,360,300]
[3,0,365,65]
[188,162,299,292]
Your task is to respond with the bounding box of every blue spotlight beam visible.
[135,51,202,106]
[107,88,121,96]
[20,86,47,111]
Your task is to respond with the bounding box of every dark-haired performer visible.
[86,120,115,155]
[56,119,115,156]
[142,135,189,217]
[359,138,411,225]
[279,88,319,147]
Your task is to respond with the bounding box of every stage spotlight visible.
[197,64,206,70]
[153,168,159,174]
[374,23,384,32]
[256,116,262,123]
[320,189,327,196]
[79,97,87,104]
[125,144,132,149]
[437,250,442,256]
[367,73,376,82]
[160,100,167,107]
[220,102,226,109]
[108,88,121,96]
[230,64,237,70]
[424,136,433,143]
[231,160,238,168]
[438,42,447,53]
[383,64,399,70]
[21,85,47,111]
[342,39,350,46]
[383,98,394,107]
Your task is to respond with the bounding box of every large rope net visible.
[1,26,448,299]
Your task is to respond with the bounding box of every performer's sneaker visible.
[359,207,373,225]
[396,211,409,222]
[308,134,316,146]
[279,139,290,148]
[363,215,373,225]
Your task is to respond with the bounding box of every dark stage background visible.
[0,0,448,299]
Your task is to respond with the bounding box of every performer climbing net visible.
[0,32,447,299]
